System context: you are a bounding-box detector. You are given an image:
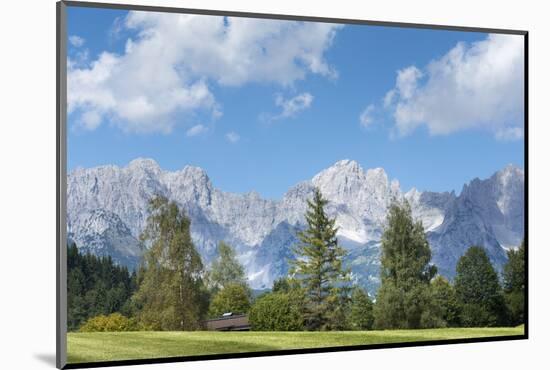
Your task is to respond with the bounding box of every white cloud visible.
[395,66,423,100]
[68,12,341,133]
[108,16,125,41]
[186,124,208,137]
[68,46,217,134]
[226,132,240,143]
[67,49,89,70]
[495,127,524,141]
[80,110,102,130]
[359,104,376,128]
[274,92,314,119]
[69,35,85,47]
[383,89,395,109]
[383,34,524,139]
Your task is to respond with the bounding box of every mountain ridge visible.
[67,158,524,291]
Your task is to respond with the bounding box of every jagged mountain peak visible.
[312,159,366,184]
[180,164,209,177]
[494,164,524,189]
[314,160,390,182]
[331,159,363,171]
[167,164,212,188]
[405,187,421,201]
[499,163,524,175]
[68,159,524,291]
[366,167,388,178]
[312,160,393,198]
[462,164,524,190]
[127,157,162,173]
[331,159,388,173]
[459,165,524,209]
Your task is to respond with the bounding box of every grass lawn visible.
[67,326,524,364]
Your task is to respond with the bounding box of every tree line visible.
[68,190,525,332]
[67,244,137,331]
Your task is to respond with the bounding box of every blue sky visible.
[67,6,525,199]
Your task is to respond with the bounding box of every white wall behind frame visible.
[0,0,547,369]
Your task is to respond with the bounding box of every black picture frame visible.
[56,1,529,368]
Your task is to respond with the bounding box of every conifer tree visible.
[290,188,350,330]
[133,196,207,330]
[349,287,374,330]
[373,199,436,329]
[503,239,525,325]
[454,246,507,327]
[67,243,136,331]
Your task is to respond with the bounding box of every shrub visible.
[208,283,251,317]
[374,281,434,329]
[249,292,304,331]
[79,313,139,332]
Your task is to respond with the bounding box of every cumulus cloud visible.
[69,35,85,47]
[359,104,376,128]
[226,132,240,143]
[383,34,524,140]
[186,124,208,137]
[68,12,341,133]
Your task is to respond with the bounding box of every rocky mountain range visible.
[67,158,524,292]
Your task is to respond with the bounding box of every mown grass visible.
[67,326,524,364]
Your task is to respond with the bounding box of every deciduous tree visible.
[133,196,207,330]
[208,283,251,317]
[373,199,436,329]
[207,241,246,292]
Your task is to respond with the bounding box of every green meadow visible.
[67,326,524,363]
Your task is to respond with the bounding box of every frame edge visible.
[62,0,527,35]
[57,1,68,368]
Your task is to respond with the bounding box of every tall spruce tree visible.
[502,239,525,325]
[133,196,207,330]
[373,199,436,329]
[454,246,507,327]
[290,188,350,330]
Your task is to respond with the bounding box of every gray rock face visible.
[67,208,144,269]
[67,158,524,292]
[426,165,525,279]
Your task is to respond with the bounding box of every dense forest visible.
[68,192,525,332]
[67,244,137,330]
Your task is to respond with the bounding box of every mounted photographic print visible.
[56,1,528,368]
